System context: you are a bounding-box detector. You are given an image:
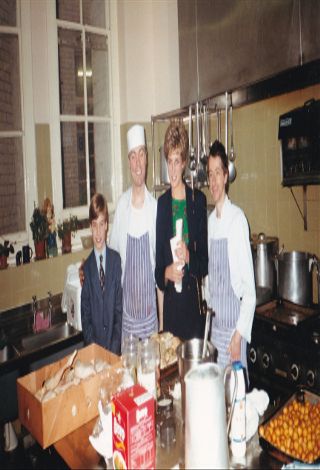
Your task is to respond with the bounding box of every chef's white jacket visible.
[206,196,256,343]
[109,185,157,284]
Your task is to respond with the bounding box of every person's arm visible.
[188,191,208,279]
[232,212,256,343]
[111,255,122,355]
[80,264,94,345]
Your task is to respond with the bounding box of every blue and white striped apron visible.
[122,232,158,341]
[209,238,247,370]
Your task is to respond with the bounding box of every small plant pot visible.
[61,232,72,254]
[0,255,8,270]
[34,240,46,260]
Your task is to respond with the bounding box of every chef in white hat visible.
[109,124,159,343]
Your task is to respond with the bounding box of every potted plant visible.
[57,215,78,254]
[0,241,14,269]
[30,205,49,260]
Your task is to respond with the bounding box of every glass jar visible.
[156,394,176,449]
[137,337,159,399]
[121,334,139,384]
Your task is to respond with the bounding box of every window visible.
[0,0,36,241]
[56,0,114,215]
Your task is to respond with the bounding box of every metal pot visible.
[251,233,279,304]
[278,251,315,306]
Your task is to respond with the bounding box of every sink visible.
[0,344,19,363]
[20,323,77,352]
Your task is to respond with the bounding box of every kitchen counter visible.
[53,389,285,470]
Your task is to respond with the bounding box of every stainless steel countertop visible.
[155,398,284,470]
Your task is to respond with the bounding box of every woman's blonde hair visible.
[163,121,189,163]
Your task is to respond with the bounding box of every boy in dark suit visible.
[81,193,122,354]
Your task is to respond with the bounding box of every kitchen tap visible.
[32,295,38,332]
[47,291,52,327]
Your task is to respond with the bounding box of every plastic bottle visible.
[229,361,246,459]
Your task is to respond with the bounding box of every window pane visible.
[83,0,106,29]
[56,0,80,23]
[61,122,87,208]
[0,137,25,235]
[90,122,113,203]
[58,28,84,115]
[0,0,16,27]
[0,34,21,131]
[86,33,109,116]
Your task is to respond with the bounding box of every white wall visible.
[117,0,180,123]
[30,0,50,123]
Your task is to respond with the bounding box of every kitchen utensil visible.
[184,362,237,469]
[278,251,316,306]
[228,159,237,182]
[188,105,196,172]
[229,101,236,162]
[202,304,213,359]
[176,338,216,422]
[251,233,279,302]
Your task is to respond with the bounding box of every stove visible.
[248,299,320,400]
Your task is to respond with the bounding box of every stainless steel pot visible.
[278,251,315,306]
[251,233,279,304]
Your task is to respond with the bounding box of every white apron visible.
[209,238,247,369]
[122,232,158,341]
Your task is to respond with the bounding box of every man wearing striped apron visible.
[109,125,158,344]
[206,140,256,371]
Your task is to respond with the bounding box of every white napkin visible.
[245,388,269,442]
[170,219,183,293]
[89,401,112,460]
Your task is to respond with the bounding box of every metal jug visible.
[176,338,217,423]
[184,362,237,469]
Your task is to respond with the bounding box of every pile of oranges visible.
[259,398,320,464]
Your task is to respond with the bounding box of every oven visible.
[248,299,320,402]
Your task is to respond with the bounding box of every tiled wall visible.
[0,248,91,312]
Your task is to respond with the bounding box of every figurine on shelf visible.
[43,197,58,257]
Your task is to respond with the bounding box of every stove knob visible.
[249,347,257,364]
[307,370,315,388]
[290,364,299,382]
[262,353,270,369]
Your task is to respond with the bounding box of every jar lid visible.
[157,395,173,413]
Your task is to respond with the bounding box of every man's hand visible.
[228,330,241,362]
[79,259,85,287]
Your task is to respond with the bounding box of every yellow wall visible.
[228,84,320,257]
[0,249,91,312]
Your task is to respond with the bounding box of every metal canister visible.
[251,233,279,304]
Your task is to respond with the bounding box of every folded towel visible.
[245,388,270,442]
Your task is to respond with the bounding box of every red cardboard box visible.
[112,384,155,469]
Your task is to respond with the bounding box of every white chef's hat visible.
[127,124,146,154]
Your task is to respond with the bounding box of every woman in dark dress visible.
[155,122,208,340]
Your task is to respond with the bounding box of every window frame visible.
[47,0,122,248]
[0,0,37,247]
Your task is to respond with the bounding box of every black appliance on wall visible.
[278,98,320,186]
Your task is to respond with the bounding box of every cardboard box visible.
[112,384,155,469]
[17,343,122,448]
